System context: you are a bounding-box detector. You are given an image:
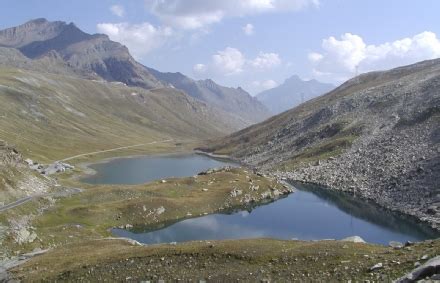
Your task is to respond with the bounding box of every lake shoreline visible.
[111,180,439,246]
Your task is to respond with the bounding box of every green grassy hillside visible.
[0,67,240,162]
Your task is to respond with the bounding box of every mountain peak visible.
[0,18,68,48]
[257,75,335,114]
[25,18,49,25]
[21,18,67,31]
[0,19,162,88]
[285,74,302,83]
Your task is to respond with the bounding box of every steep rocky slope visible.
[206,59,440,229]
[0,47,81,77]
[147,68,270,124]
[257,75,334,114]
[0,141,50,205]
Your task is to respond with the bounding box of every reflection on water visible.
[294,182,438,238]
[113,183,440,245]
[82,153,237,185]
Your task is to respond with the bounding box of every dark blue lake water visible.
[113,183,439,245]
[81,153,439,245]
[82,153,237,185]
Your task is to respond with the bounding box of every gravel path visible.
[60,139,173,162]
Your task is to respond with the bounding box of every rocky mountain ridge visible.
[0,18,162,89]
[147,68,270,124]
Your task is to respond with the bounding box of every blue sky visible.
[1,0,440,94]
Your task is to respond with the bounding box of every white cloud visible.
[110,4,125,17]
[310,31,440,82]
[251,79,278,91]
[212,47,246,75]
[242,23,254,36]
[194,47,281,76]
[147,0,319,29]
[247,79,279,95]
[308,52,323,63]
[249,52,281,69]
[97,22,173,58]
[193,63,207,73]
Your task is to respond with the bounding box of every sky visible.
[1,0,440,95]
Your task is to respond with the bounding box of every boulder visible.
[341,236,366,243]
[369,262,383,271]
[155,206,165,215]
[230,188,243,197]
[396,256,440,283]
[427,206,437,215]
[261,191,272,199]
[389,241,404,249]
[15,228,37,245]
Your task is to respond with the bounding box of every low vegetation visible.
[9,237,440,281]
[0,167,285,256]
[0,67,239,163]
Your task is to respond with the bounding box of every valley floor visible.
[1,146,439,282]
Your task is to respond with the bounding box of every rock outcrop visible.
[0,141,50,204]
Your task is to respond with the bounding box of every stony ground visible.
[280,111,440,230]
[207,59,440,232]
[0,141,51,206]
[8,238,440,282]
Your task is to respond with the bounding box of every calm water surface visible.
[113,182,439,245]
[81,153,439,245]
[82,153,237,185]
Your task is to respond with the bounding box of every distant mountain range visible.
[256,75,334,114]
[0,18,272,161]
[0,18,269,125]
[146,68,269,124]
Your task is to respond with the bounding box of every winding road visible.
[0,196,35,213]
[0,187,83,213]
